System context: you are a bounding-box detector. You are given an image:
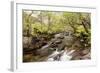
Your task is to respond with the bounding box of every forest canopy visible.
[23,10,90,36]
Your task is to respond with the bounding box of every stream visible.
[23,32,91,62]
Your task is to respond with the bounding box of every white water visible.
[47,49,75,61]
[60,50,75,61]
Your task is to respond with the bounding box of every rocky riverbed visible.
[23,32,91,62]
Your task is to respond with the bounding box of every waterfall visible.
[60,50,75,61]
[47,48,60,61]
[46,48,75,61]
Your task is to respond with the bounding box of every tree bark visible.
[82,19,89,34]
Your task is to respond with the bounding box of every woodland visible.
[23,10,91,62]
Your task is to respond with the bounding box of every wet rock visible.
[82,52,91,59]
[55,39,62,44]
[82,49,90,55]
[71,50,84,60]
[50,43,58,48]
[37,47,53,57]
[41,44,50,50]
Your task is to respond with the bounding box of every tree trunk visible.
[82,20,89,34]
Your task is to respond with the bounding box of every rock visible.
[57,43,66,50]
[50,43,58,48]
[54,33,64,39]
[23,54,33,62]
[41,44,50,50]
[31,37,40,44]
[61,35,74,47]
[55,39,62,44]
[23,37,29,44]
[23,37,32,48]
[37,47,53,57]
[82,49,90,55]
[47,58,54,61]
[71,50,84,60]
[23,37,32,44]
[71,49,91,60]
[71,56,82,60]
[64,32,69,36]
[82,52,91,59]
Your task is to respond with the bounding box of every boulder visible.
[23,37,32,48]
[82,52,91,59]
[54,33,64,39]
[55,39,62,44]
[23,53,33,62]
[82,49,90,55]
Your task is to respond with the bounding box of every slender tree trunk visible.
[82,20,89,34]
[48,15,51,32]
[26,11,34,48]
[39,12,43,32]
